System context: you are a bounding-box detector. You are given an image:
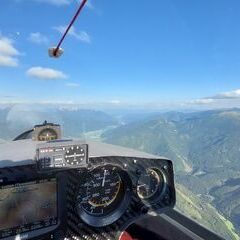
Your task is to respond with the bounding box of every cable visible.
[53,0,88,56]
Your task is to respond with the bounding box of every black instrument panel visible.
[66,156,175,240]
[0,142,175,240]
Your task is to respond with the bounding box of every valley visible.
[103,109,240,239]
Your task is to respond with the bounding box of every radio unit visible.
[36,141,88,172]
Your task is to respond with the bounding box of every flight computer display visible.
[0,178,57,239]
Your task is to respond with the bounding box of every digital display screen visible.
[0,179,57,239]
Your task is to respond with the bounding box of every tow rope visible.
[50,0,88,57]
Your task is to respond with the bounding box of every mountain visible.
[59,109,119,138]
[0,106,119,140]
[103,109,240,239]
[176,183,239,240]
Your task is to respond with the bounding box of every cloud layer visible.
[0,37,20,67]
[210,89,240,99]
[26,66,68,80]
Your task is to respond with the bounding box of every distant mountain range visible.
[0,106,118,140]
[103,109,240,239]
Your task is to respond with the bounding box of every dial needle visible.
[102,170,107,187]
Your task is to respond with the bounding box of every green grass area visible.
[176,184,240,240]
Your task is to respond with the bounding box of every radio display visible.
[0,178,57,239]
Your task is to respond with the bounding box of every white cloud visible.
[54,25,91,43]
[188,98,215,105]
[26,66,68,80]
[184,89,240,108]
[73,0,94,9]
[211,89,240,99]
[17,0,95,8]
[86,0,94,10]
[0,37,20,67]
[65,82,80,87]
[0,38,19,56]
[109,100,121,105]
[28,32,49,45]
[181,89,240,109]
[34,0,71,6]
[0,55,18,67]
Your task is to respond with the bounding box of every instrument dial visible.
[38,128,58,141]
[137,168,163,200]
[65,146,85,165]
[78,165,123,216]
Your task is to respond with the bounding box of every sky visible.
[1,0,240,110]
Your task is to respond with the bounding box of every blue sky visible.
[1,0,240,109]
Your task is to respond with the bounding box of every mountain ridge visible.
[103,109,240,239]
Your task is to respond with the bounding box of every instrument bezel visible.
[76,164,133,227]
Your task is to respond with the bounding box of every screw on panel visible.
[163,165,168,170]
[164,195,170,205]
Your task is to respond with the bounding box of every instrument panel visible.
[66,154,175,240]
[0,140,175,240]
